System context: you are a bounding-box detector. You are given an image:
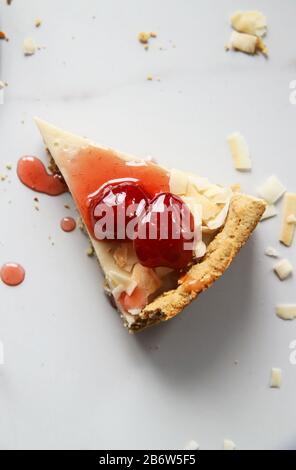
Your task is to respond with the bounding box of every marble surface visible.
[1,0,296,450]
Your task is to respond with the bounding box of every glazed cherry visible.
[134,193,194,270]
[89,180,149,241]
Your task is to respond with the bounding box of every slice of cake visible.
[35,118,266,332]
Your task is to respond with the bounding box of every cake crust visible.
[130,193,266,332]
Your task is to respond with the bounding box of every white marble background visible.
[0,0,296,450]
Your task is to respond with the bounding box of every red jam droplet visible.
[134,193,195,270]
[60,217,76,232]
[89,180,149,241]
[0,263,25,286]
[17,156,68,196]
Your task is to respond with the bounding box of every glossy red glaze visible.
[134,193,194,270]
[89,180,149,240]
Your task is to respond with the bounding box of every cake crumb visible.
[270,368,282,388]
[147,75,153,81]
[5,164,12,171]
[86,245,95,257]
[0,31,8,41]
[138,32,151,44]
[0,81,8,90]
[35,18,42,28]
[64,204,71,209]
[138,31,157,45]
[0,174,8,181]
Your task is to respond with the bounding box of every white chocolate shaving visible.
[230,183,241,193]
[260,204,277,221]
[108,270,137,297]
[223,439,236,450]
[273,259,293,281]
[195,241,207,259]
[228,31,257,54]
[188,175,212,192]
[169,168,188,195]
[128,308,142,316]
[264,246,279,258]
[276,304,296,320]
[131,264,161,296]
[183,189,218,222]
[270,368,282,388]
[287,214,296,224]
[184,440,200,450]
[23,37,37,55]
[207,197,231,230]
[279,193,296,246]
[257,175,286,204]
[227,132,252,171]
[230,11,267,37]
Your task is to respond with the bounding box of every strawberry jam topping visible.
[89,180,149,240]
[134,193,194,270]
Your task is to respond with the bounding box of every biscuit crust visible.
[130,193,266,332]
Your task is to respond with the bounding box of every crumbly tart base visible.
[128,193,266,332]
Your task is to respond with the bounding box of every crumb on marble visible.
[86,245,95,257]
[0,31,8,41]
[138,31,157,45]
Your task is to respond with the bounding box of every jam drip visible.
[0,263,25,286]
[60,217,76,232]
[17,156,68,196]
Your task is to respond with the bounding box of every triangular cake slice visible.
[35,118,266,332]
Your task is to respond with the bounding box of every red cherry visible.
[89,180,149,241]
[134,193,194,270]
